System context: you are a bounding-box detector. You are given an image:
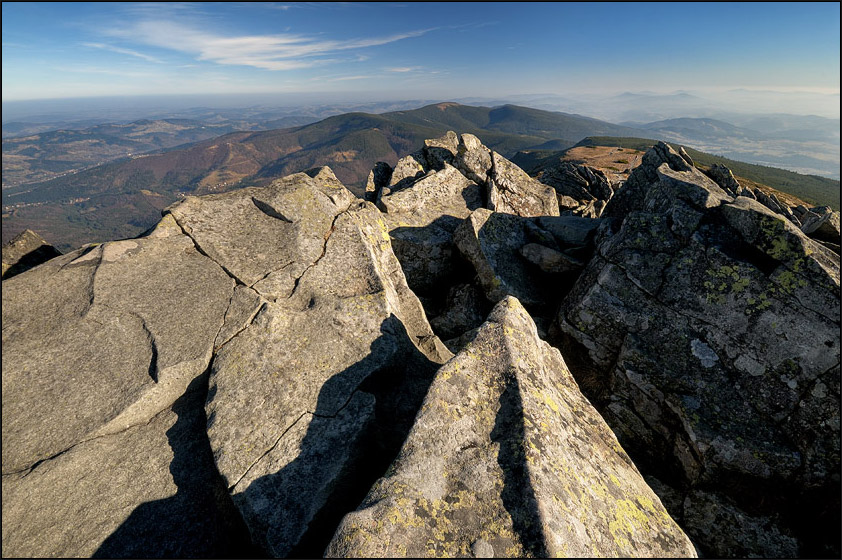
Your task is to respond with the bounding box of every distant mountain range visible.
[2,103,839,251]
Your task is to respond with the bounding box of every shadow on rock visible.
[491,370,548,558]
[235,315,440,558]
[93,373,259,559]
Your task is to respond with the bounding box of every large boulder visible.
[326,297,697,558]
[378,162,483,294]
[556,142,841,558]
[2,168,452,558]
[2,212,240,556]
[198,176,452,556]
[488,151,560,217]
[453,208,550,308]
[536,161,616,216]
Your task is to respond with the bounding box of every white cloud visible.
[105,19,435,71]
[81,42,163,63]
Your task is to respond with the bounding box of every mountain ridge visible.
[3,104,839,251]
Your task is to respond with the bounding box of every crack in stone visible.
[166,211,248,287]
[213,301,267,354]
[248,260,295,289]
[228,412,308,493]
[7,398,175,479]
[286,208,348,301]
[227,381,372,495]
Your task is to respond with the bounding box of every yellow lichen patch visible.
[608,499,652,551]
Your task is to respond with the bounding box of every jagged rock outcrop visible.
[454,208,551,308]
[800,206,841,246]
[326,296,697,558]
[1,229,62,279]
[556,141,841,558]
[373,131,563,345]
[536,161,616,217]
[171,172,452,557]
[2,214,243,556]
[1,169,452,557]
[487,151,560,217]
[2,132,838,559]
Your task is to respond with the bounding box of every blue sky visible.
[2,2,839,102]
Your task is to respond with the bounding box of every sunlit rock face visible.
[2,137,838,559]
[557,141,840,558]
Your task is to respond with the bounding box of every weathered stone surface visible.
[378,163,483,229]
[536,161,615,207]
[603,141,722,219]
[704,163,741,196]
[454,208,548,307]
[801,207,841,245]
[2,375,254,558]
[2,213,237,556]
[365,161,392,203]
[519,242,584,274]
[2,213,234,475]
[455,132,493,185]
[167,170,354,297]
[489,151,560,217]
[534,215,603,247]
[423,130,459,170]
[682,488,798,558]
[429,281,489,340]
[1,229,62,280]
[205,194,452,556]
[378,163,483,293]
[327,297,696,558]
[2,169,453,558]
[389,153,427,190]
[557,142,841,557]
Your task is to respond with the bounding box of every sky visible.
[2,2,840,106]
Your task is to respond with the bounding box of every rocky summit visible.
[1,133,839,558]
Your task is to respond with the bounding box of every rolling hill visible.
[3,105,837,251]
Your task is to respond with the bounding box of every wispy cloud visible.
[82,42,163,63]
[106,19,436,71]
[385,66,421,73]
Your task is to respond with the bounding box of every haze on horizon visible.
[2,2,840,119]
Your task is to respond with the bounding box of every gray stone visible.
[388,153,427,190]
[378,163,483,292]
[326,297,697,558]
[429,282,488,340]
[1,213,237,556]
[704,164,741,196]
[1,229,62,280]
[534,215,603,247]
[519,243,584,274]
[488,151,560,217]
[365,161,392,203]
[557,142,841,557]
[205,196,452,556]
[801,209,841,244]
[454,208,548,307]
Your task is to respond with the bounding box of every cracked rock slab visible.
[166,170,354,292]
[2,375,251,558]
[2,214,233,476]
[205,196,451,555]
[327,297,696,558]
